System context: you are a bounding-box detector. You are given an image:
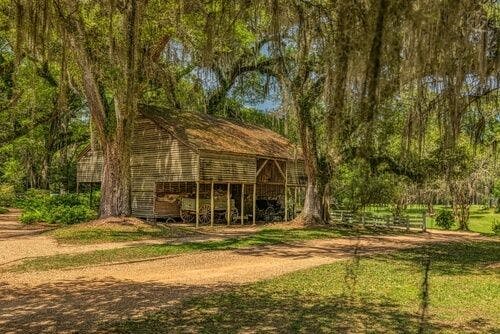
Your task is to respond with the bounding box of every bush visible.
[435,210,455,230]
[19,190,98,225]
[0,207,8,214]
[0,184,16,207]
[492,220,500,235]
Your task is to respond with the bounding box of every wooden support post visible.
[284,173,288,222]
[210,181,214,227]
[252,183,256,225]
[422,212,427,232]
[241,184,245,225]
[294,187,297,219]
[227,183,231,225]
[195,182,200,228]
[76,182,79,194]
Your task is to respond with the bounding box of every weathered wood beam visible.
[227,183,231,225]
[195,182,200,228]
[210,181,214,227]
[274,160,286,180]
[252,183,256,225]
[256,159,269,177]
[241,184,245,225]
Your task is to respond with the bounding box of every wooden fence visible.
[330,210,427,231]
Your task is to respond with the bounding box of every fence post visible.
[422,212,427,232]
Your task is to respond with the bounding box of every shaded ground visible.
[0,209,48,239]
[114,241,499,334]
[1,232,495,333]
[0,209,497,333]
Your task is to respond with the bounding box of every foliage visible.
[0,0,497,218]
[492,220,500,235]
[434,210,455,230]
[18,190,98,225]
[0,183,15,207]
[0,207,7,214]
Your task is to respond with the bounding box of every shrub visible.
[48,205,97,225]
[0,207,8,214]
[435,210,455,230]
[19,190,98,225]
[492,220,500,235]
[0,184,16,207]
[20,210,45,224]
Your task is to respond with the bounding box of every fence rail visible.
[330,210,427,231]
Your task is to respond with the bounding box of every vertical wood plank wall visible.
[199,152,256,183]
[131,118,199,217]
[286,160,307,186]
[76,150,103,183]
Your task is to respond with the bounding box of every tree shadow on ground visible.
[0,279,232,334]
[380,240,500,276]
[112,240,499,334]
[113,286,495,334]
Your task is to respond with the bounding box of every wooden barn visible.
[76,107,306,226]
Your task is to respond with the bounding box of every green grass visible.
[0,207,8,214]
[6,227,399,272]
[50,224,197,245]
[366,205,499,235]
[113,241,500,334]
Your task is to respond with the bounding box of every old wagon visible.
[179,197,238,224]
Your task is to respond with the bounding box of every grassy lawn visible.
[366,205,499,235]
[6,227,401,272]
[50,223,197,245]
[113,241,500,334]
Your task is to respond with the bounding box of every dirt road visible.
[1,223,494,334]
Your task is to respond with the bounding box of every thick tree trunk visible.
[294,99,330,225]
[100,134,132,217]
[301,170,327,225]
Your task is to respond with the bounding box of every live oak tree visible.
[1,0,498,225]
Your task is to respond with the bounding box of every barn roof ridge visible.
[138,104,302,161]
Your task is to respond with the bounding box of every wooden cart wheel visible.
[165,216,176,224]
[199,204,211,225]
[230,208,239,223]
[180,210,195,223]
[264,207,274,222]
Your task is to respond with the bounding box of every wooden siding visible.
[257,158,286,185]
[131,117,199,216]
[76,149,103,183]
[199,152,256,183]
[286,160,307,186]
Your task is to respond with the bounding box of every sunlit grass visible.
[113,241,500,334]
[50,224,197,245]
[6,227,403,272]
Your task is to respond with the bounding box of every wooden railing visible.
[330,210,427,231]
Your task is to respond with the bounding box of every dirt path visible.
[0,230,495,334]
[0,209,168,266]
[0,209,47,239]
